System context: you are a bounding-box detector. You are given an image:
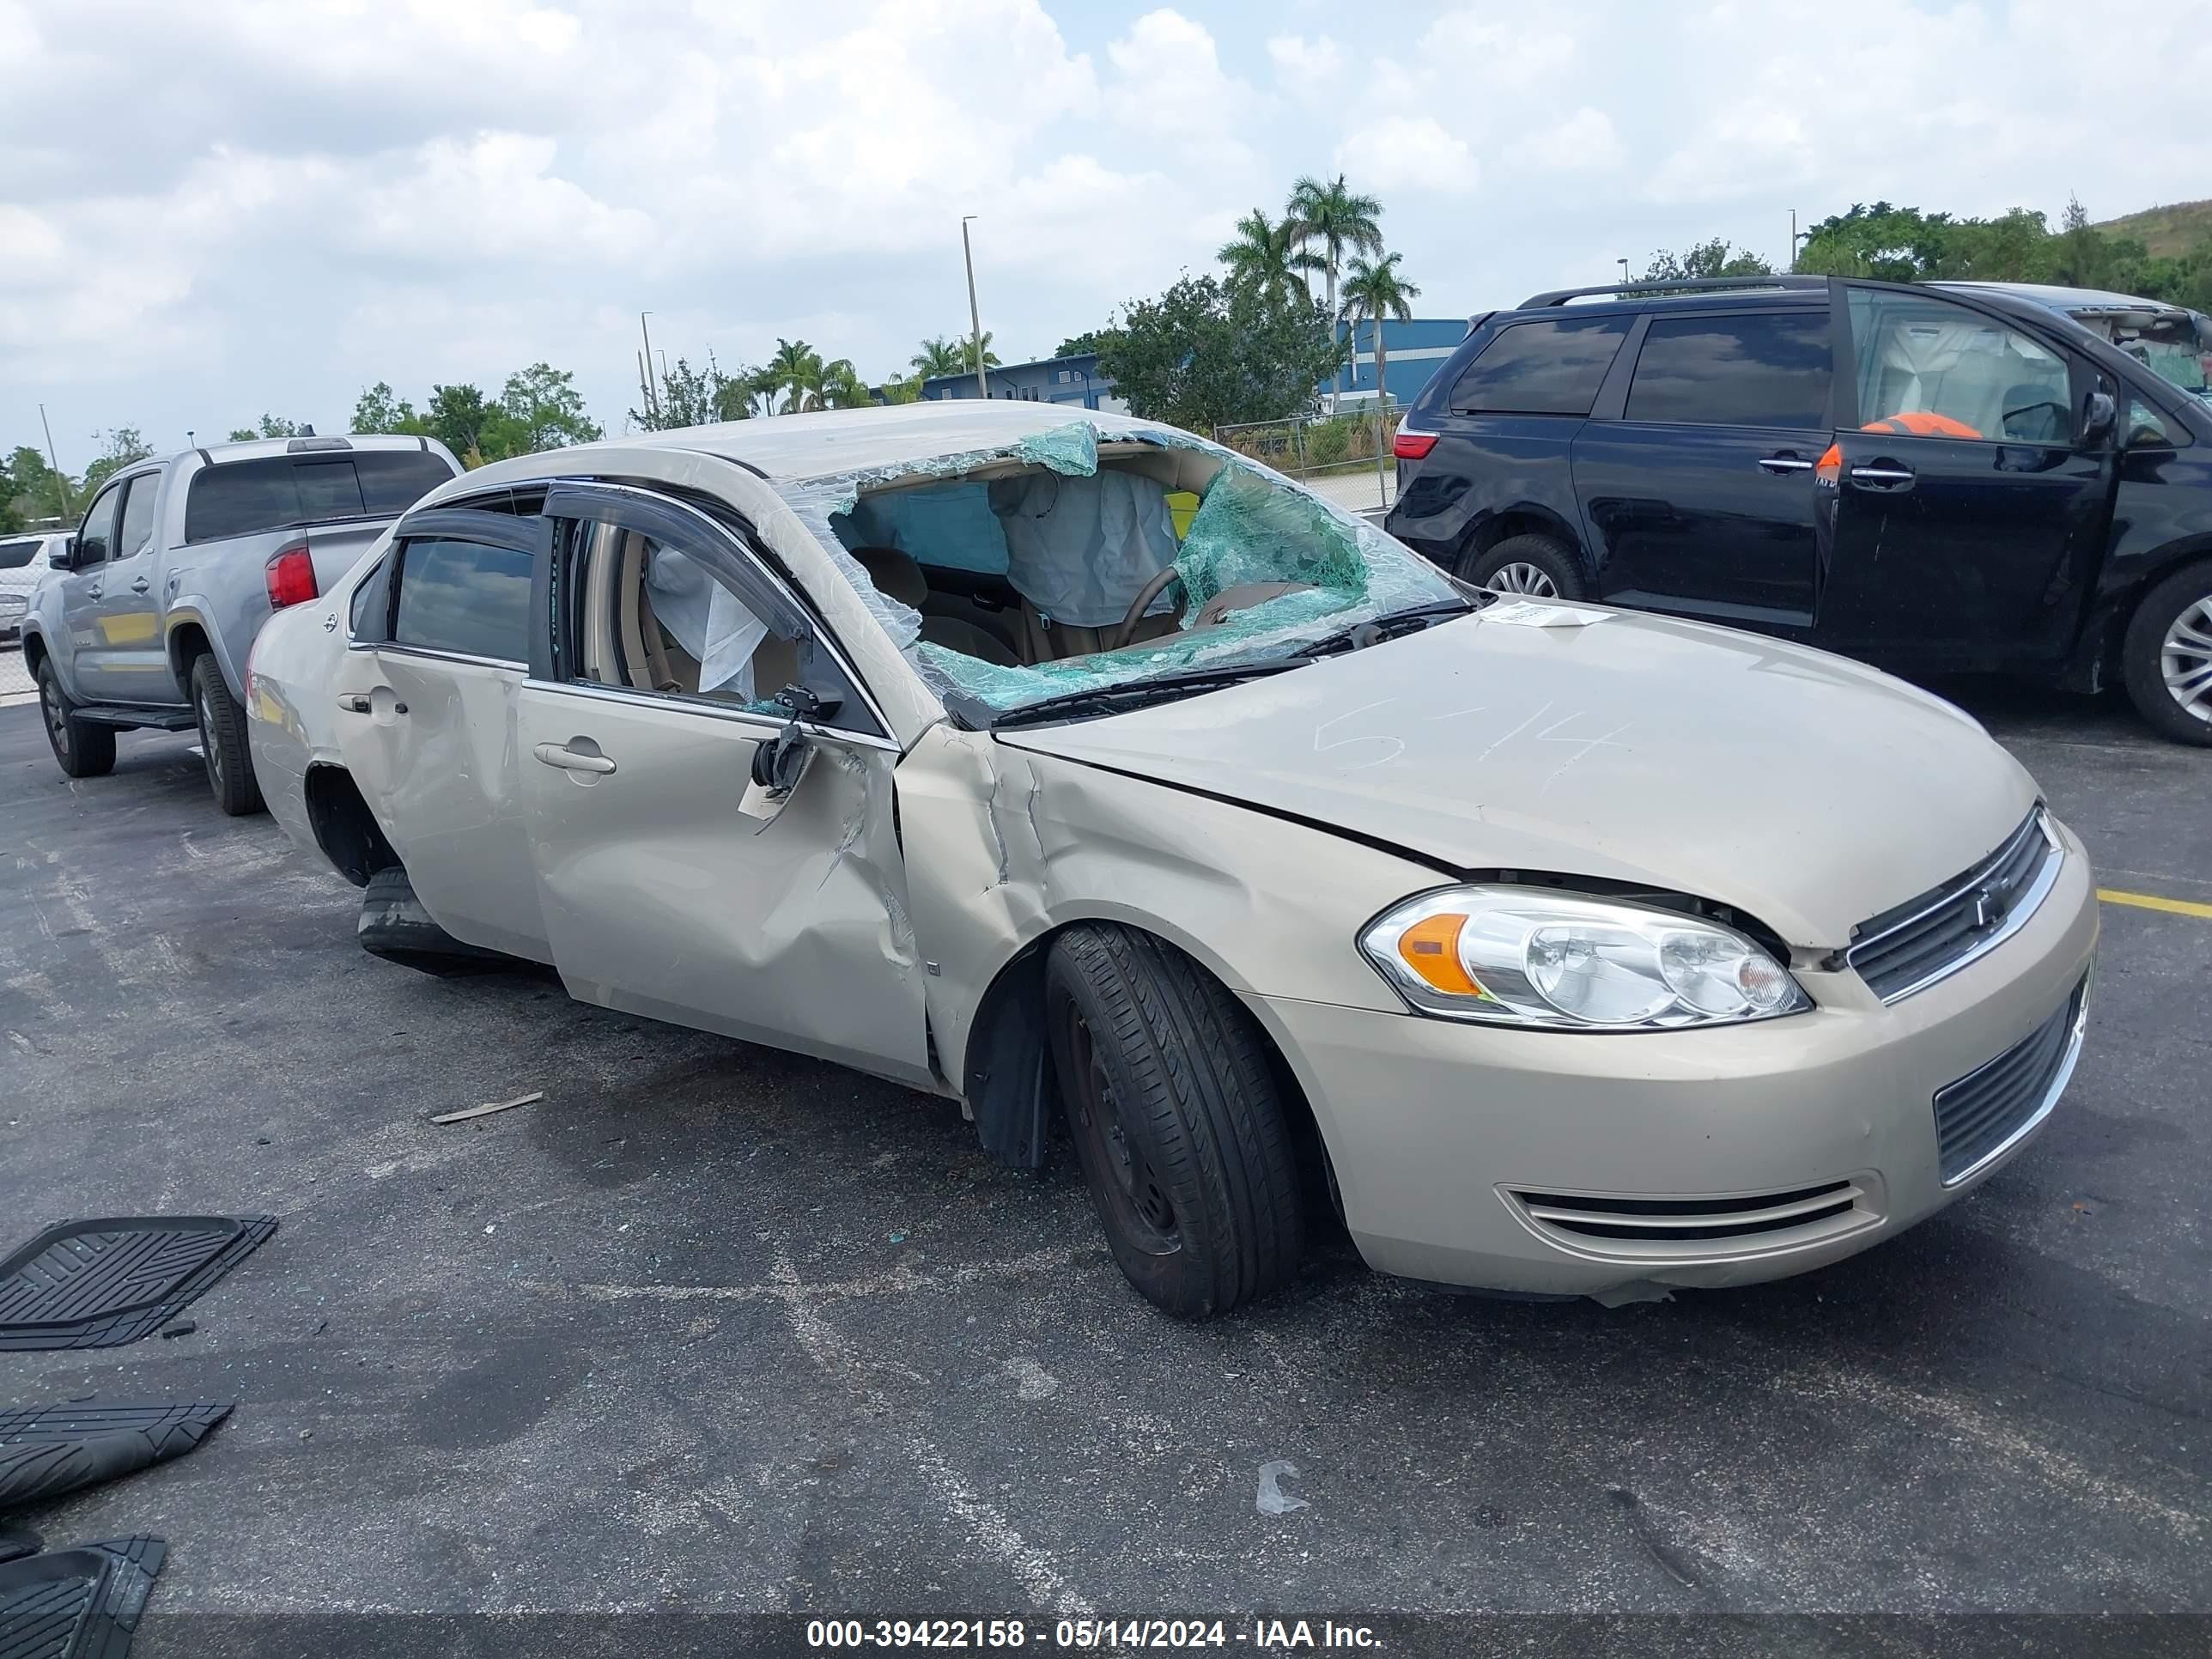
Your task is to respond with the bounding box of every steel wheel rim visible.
[2161,596,2212,724]
[40,675,68,757]
[198,685,223,784]
[1486,562,1559,598]
[1061,1005,1180,1254]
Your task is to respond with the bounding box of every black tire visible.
[358,866,516,976]
[191,654,265,816]
[1459,532,1585,600]
[34,658,116,780]
[1044,925,1304,1317]
[2121,562,2212,746]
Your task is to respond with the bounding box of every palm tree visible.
[1287,173,1384,401]
[1341,252,1420,434]
[767,337,825,415]
[819,358,874,410]
[912,337,966,379]
[1218,208,1317,304]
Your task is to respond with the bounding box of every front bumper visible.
[1245,821,2100,1297]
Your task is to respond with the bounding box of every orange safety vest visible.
[1860,410,1983,439]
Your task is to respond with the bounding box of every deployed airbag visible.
[644,546,769,697]
[988,471,1178,629]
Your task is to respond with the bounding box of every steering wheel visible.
[1105,566,1184,652]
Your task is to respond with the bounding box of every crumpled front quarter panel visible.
[896,725,1441,1095]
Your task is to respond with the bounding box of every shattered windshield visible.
[2100,313,2212,394]
[772,418,1465,723]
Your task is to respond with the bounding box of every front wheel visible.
[1045,925,1304,1317]
[2123,563,2212,746]
[35,659,116,780]
[191,654,264,815]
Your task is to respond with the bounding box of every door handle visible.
[533,741,616,775]
[1758,454,1814,473]
[86,585,103,599]
[337,694,371,714]
[131,578,151,594]
[1849,465,1915,484]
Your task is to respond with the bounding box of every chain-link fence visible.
[1213,400,1403,519]
[0,643,33,703]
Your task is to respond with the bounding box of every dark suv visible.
[1385,275,2212,744]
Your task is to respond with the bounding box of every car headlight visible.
[1358,886,1810,1030]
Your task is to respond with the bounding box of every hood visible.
[997,605,2039,948]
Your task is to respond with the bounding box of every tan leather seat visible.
[852,544,1020,667]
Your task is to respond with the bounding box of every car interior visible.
[1857,311,2075,442]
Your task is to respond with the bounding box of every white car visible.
[246,403,2096,1316]
[0,532,64,644]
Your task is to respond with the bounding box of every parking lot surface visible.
[0,685,2206,1652]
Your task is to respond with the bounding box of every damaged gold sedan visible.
[247,403,2098,1316]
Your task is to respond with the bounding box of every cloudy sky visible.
[7,0,2211,467]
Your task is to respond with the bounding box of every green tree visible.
[2052,193,2112,289]
[352,382,425,434]
[766,338,826,414]
[420,384,495,462]
[819,358,875,409]
[82,428,154,493]
[5,445,72,524]
[1341,251,1421,416]
[1795,202,1954,280]
[1219,207,1317,305]
[0,453,19,534]
[911,337,966,379]
[878,372,925,404]
[486,363,601,457]
[1053,331,1105,360]
[1641,239,1772,282]
[1286,173,1384,398]
[1091,273,1347,434]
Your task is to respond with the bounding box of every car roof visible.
[1936,279,2191,317]
[479,401,1173,487]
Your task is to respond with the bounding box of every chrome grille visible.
[1846,810,2059,1002]
[1506,1179,1876,1257]
[1933,974,2089,1185]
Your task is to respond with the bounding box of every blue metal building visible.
[917,318,1472,414]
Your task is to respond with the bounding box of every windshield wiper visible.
[976,659,1312,731]
[1292,597,1484,659]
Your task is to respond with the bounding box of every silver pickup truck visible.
[21,434,460,813]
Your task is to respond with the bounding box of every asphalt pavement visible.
[0,681,2205,1656]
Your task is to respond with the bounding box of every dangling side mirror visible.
[738,719,815,823]
[2080,390,2117,448]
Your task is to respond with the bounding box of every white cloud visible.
[1505,107,1625,173]
[1266,32,1342,100]
[7,0,2212,458]
[1334,117,1478,198]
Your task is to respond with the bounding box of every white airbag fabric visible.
[645,546,769,697]
[988,471,1178,628]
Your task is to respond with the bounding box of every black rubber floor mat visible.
[0,1529,36,1566]
[0,1404,234,1513]
[0,1536,164,1659]
[0,1218,276,1352]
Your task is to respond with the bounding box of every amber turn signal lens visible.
[1396,912,1486,998]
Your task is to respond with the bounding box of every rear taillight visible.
[1393,430,1438,460]
[264,541,317,610]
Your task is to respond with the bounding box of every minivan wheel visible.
[35,659,116,780]
[2121,563,2212,746]
[1460,533,1585,600]
[191,655,265,815]
[1044,925,1304,1318]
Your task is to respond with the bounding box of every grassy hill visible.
[2096,200,2212,258]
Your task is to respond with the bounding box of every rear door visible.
[1815,283,2115,672]
[1571,306,1833,629]
[337,507,555,963]
[59,483,125,700]
[511,481,933,1085]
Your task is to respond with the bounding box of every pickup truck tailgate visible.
[304,522,392,592]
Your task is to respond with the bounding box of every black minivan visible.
[1385,275,2212,744]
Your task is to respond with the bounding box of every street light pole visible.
[39,404,70,516]
[1617,257,1630,285]
[962,216,990,400]
[639,312,659,422]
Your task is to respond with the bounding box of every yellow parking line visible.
[2098,887,2212,919]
